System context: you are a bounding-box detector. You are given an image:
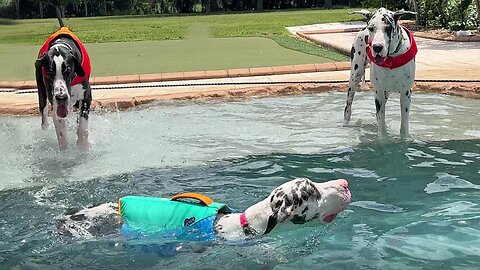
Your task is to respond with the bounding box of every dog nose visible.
[372,44,383,53]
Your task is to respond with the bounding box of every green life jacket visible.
[118,193,232,234]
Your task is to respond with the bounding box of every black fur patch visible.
[354,64,359,70]
[375,99,381,114]
[350,46,356,60]
[264,215,278,234]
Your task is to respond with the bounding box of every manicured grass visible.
[0,9,362,45]
[0,9,358,81]
[0,37,340,81]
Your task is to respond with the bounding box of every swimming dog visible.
[57,178,351,242]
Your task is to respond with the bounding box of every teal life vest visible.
[118,193,233,241]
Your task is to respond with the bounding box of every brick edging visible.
[0,62,351,90]
[297,28,480,43]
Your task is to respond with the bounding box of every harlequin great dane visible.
[344,8,417,137]
[35,27,92,151]
[57,178,351,242]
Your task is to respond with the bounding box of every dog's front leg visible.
[52,113,68,151]
[76,83,91,150]
[344,30,369,125]
[374,88,388,136]
[400,88,412,137]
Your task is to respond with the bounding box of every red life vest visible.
[38,27,91,86]
[367,26,417,69]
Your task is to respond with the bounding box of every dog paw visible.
[41,123,49,130]
[77,139,90,151]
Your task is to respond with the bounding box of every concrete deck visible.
[1,21,479,116]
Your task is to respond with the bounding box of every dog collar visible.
[367,26,417,69]
[240,212,257,236]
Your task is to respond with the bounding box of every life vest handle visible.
[171,193,214,206]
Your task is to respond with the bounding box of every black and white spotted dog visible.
[57,178,351,242]
[35,29,92,151]
[344,8,417,137]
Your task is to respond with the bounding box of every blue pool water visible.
[0,92,479,269]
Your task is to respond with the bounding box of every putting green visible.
[0,36,336,81]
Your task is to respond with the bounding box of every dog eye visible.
[368,26,375,32]
[62,67,71,74]
[385,25,393,32]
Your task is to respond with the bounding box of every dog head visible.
[35,41,85,118]
[265,178,351,233]
[352,8,416,62]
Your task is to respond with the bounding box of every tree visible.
[324,0,332,8]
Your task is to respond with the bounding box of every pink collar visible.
[367,26,417,69]
[240,212,249,228]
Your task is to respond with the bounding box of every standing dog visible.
[57,178,351,242]
[344,8,417,137]
[35,27,92,150]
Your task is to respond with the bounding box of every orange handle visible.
[171,193,214,206]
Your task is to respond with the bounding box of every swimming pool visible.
[1,91,479,269]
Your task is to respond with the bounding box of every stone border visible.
[0,62,351,90]
[412,31,480,42]
[297,28,480,43]
[1,81,477,116]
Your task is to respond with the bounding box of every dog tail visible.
[55,6,65,28]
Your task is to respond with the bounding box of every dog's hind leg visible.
[400,88,412,138]
[77,81,92,150]
[344,29,369,125]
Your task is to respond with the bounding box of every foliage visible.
[444,0,478,30]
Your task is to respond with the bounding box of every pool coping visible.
[0,62,351,90]
[1,81,478,116]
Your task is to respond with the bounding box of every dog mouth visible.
[56,103,68,118]
[322,213,338,223]
[374,55,386,64]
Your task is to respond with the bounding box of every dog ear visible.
[35,53,49,70]
[349,10,372,22]
[393,9,417,23]
[70,52,85,77]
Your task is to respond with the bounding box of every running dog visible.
[35,27,92,150]
[57,178,351,242]
[344,8,417,137]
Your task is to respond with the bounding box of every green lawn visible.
[0,9,359,81]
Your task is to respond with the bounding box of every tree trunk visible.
[39,1,44,19]
[14,0,20,18]
[257,0,263,11]
[475,0,480,25]
[103,0,107,13]
[55,6,64,27]
[84,0,88,17]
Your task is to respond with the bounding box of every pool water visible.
[0,92,479,269]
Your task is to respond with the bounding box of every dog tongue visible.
[323,213,337,223]
[375,55,386,65]
[57,104,68,118]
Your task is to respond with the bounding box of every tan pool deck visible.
[1,22,479,115]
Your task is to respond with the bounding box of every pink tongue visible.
[57,104,68,118]
[375,55,386,64]
[323,213,337,223]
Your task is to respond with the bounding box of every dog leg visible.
[400,88,412,137]
[374,89,388,136]
[77,82,91,150]
[344,30,369,125]
[35,63,49,130]
[53,113,68,151]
